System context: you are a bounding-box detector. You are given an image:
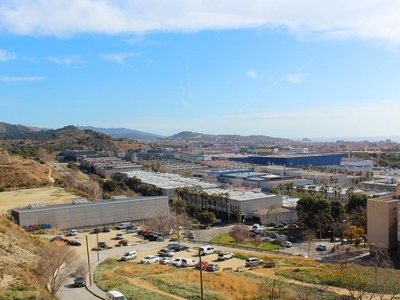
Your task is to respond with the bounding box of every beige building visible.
[367,187,400,258]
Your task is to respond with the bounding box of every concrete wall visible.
[12,196,169,230]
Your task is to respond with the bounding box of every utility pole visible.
[85,235,92,286]
[198,249,204,300]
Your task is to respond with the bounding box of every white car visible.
[171,257,184,267]
[159,257,174,265]
[284,241,292,248]
[317,244,327,251]
[218,252,234,260]
[116,233,124,240]
[126,226,140,233]
[140,255,159,264]
[120,250,137,261]
[69,229,78,236]
[181,258,197,267]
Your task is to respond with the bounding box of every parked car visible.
[268,222,277,227]
[140,255,159,264]
[50,236,69,242]
[73,275,86,287]
[181,258,196,267]
[218,252,234,260]
[169,244,189,252]
[274,223,285,229]
[116,233,124,240]
[317,244,327,251]
[143,233,163,241]
[330,237,340,242]
[127,226,140,233]
[98,242,108,249]
[195,261,209,270]
[159,257,174,265]
[167,243,178,250]
[284,241,292,248]
[69,229,78,236]
[158,248,175,257]
[105,290,127,300]
[245,257,264,267]
[120,250,137,261]
[206,263,220,272]
[118,239,129,246]
[289,224,299,228]
[103,226,110,232]
[67,240,82,246]
[199,245,216,256]
[172,257,185,267]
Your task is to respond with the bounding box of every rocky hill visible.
[0,150,54,191]
[79,126,164,140]
[0,123,142,153]
[0,216,51,299]
[163,131,293,144]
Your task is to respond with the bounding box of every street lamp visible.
[198,248,204,300]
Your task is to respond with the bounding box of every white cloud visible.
[286,73,307,84]
[0,76,43,82]
[0,49,17,61]
[47,55,86,66]
[247,70,258,78]
[1,1,400,47]
[98,52,141,65]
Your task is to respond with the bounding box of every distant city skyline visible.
[1,1,400,140]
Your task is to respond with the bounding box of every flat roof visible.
[12,196,167,213]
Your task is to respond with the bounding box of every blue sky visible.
[1,1,400,140]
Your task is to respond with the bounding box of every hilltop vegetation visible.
[0,150,54,191]
[0,216,53,299]
[0,123,142,154]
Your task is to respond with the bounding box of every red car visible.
[195,261,209,270]
[50,236,69,242]
[118,239,129,246]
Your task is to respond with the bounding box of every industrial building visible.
[11,195,169,230]
[229,153,344,167]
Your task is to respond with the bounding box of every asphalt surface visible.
[57,225,369,300]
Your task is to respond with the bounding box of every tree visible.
[249,235,264,248]
[343,225,365,253]
[145,207,171,234]
[230,224,249,243]
[330,200,346,222]
[34,242,83,295]
[346,193,368,213]
[296,194,331,230]
[170,199,187,244]
[197,210,216,226]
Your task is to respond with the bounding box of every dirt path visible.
[128,277,186,300]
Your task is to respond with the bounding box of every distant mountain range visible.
[79,126,164,140]
[0,122,292,148]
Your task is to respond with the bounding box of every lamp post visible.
[198,249,204,300]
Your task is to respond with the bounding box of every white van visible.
[105,290,127,300]
[199,245,216,256]
[116,222,131,229]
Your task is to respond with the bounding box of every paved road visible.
[58,225,364,299]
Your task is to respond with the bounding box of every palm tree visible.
[221,192,231,223]
[307,185,316,195]
[319,184,328,200]
[296,185,305,196]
